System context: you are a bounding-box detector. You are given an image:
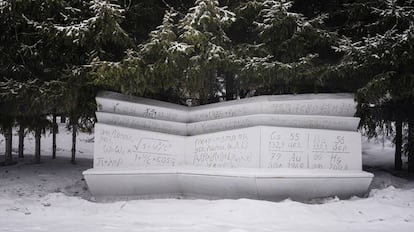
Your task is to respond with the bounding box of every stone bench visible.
[84,168,372,201]
[83,91,373,200]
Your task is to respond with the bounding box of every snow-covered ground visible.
[1,123,414,232]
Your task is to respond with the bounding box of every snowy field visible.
[1,123,414,232]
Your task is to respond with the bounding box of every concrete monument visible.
[83,91,373,201]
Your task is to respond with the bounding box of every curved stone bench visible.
[84,91,373,200]
[83,123,373,200]
[83,168,373,201]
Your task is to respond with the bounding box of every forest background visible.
[1,0,413,173]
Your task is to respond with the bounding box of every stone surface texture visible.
[84,91,373,200]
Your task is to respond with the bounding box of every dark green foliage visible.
[95,0,340,103]
[1,0,414,172]
[94,0,236,105]
[335,0,414,171]
[118,0,194,44]
[1,0,132,164]
[233,0,339,95]
[177,0,236,104]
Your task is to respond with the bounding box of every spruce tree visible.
[177,0,235,104]
[29,0,131,163]
[0,0,56,164]
[335,0,414,172]
[139,9,188,102]
[95,9,187,100]
[233,0,338,95]
[94,1,236,105]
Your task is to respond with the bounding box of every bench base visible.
[83,168,373,201]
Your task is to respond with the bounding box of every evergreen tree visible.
[118,0,194,44]
[0,0,61,164]
[94,0,236,105]
[1,0,131,164]
[93,8,187,103]
[176,0,235,104]
[26,0,132,163]
[335,0,414,172]
[233,0,338,95]
[57,0,131,163]
[139,9,188,102]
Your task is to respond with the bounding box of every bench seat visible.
[83,168,373,201]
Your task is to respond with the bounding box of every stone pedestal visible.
[83,91,373,200]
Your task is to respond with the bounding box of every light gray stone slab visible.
[96,112,188,136]
[96,91,357,123]
[97,97,188,122]
[83,168,373,200]
[96,112,360,136]
[262,99,356,117]
[188,102,262,122]
[85,92,371,200]
[260,127,362,170]
[254,170,373,201]
[84,171,181,198]
[187,127,261,168]
[93,123,362,171]
[179,173,259,199]
[188,114,360,134]
[93,123,185,169]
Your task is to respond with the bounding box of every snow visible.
[169,42,192,53]
[1,122,414,231]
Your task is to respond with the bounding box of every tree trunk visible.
[60,116,66,123]
[225,74,235,101]
[394,119,402,171]
[71,124,77,164]
[35,127,41,164]
[4,126,13,165]
[52,114,57,159]
[18,125,24,158]
[408,117,414,173]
